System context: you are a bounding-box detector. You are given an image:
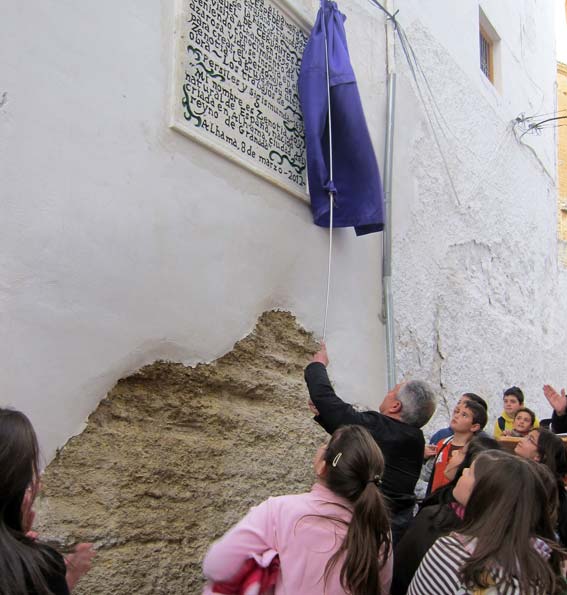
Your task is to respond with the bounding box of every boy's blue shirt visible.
[429,427,453,445]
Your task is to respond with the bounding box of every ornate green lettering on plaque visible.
[171,0,309,200]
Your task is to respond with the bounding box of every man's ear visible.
[391,400,402,413]
[534,454,541,463]
[471,423,481,434]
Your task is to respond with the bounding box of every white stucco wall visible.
[393,0,567,431]
[1,0,564,458]
[0,0,389,459]
[557,0,567,64]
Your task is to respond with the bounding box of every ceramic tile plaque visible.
[171,0,310,200]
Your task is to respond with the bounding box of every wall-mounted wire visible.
[367,0,463,206]
[368,1,557,191]
[520,108,567,121]
[515,114,567,139]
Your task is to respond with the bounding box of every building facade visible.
[3,0,566,591]
[1,0,565,455]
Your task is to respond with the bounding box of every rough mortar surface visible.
[392,16,567,434]
[35,311,324,594]
[558,62,567,266]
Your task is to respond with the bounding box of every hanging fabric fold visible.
[298,0,385,236]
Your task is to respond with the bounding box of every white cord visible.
[322,1,334,341]
[323,194,333,341]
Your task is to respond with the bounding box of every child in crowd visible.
[0,408,91,595]
[408,451,567,595]
[493,386,539,437]
[515,427,567,546]
[391,435,500,595]
[502,407,536,437]
[202,425,392,595]
[427,400,487,496]
[425,393,487,459]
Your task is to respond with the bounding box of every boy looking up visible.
[425,392,488,458]
[501,407,536,437]
[427,399,487,495]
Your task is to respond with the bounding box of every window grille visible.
[479,29,492,81]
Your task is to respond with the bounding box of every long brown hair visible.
[322,425,391,595]
[535,428,567,477]
[533,428,567,546]
[0,408,63,595]
[459,450,566,594]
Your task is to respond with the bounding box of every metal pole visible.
[382,0,397,389]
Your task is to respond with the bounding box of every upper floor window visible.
[479,9,500,88]
[479,27,493,81]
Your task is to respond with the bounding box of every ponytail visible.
[335,482,391,595]
[322,426,391,595]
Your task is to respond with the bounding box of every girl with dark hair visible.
[391,435,500,595]
[408,450,566,595]
[0,408,69,595]
[203,425,392,594]
[515,427,567,546]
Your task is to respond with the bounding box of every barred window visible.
[479,28,493,81]
[479,9,499,88]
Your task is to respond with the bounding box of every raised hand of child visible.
[543,384,567,416]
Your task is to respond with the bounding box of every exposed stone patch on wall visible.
[35,311,323,594]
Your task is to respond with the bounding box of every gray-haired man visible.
[305,344,437,546]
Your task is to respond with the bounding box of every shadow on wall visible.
[35,311,323,595]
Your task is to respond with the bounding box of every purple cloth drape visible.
[298,1,384,235]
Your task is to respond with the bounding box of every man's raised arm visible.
[304,344,367,435]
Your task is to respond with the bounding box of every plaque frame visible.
[170,0,312,202]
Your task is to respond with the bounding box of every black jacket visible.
[552,411,567,434]
[304,362,425,513]
[391,503,462,595]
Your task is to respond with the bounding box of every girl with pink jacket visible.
[203,425,393,595]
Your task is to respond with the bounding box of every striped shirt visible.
[407,534,525,595]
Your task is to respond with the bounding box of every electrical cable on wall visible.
[368,0,559,202]
[367,0,463,206]
[511,113,558,182]
[515,114,567,139]
[520,108,567,121]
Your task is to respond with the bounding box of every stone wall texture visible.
[35,311,323,594]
